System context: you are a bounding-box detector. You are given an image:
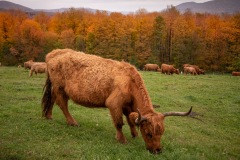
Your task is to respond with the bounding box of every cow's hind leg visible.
[106,92,127,143]
[123,107,138,138]
[54,87,78,126]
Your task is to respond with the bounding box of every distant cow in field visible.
[161,64,179,75]
[42,49,192,154]
[184,67,197,75]
[29,62,46,77]
[143,64,160,71]
[232,71,240,76]
[24,60,34,69]
[183,64,205,75]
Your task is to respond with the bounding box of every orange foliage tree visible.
[0,8,239,72]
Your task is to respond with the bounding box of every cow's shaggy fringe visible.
[41,73,52,117]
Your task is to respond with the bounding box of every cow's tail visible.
[41,72,53,117]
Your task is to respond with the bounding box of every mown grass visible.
[0,67,239,160]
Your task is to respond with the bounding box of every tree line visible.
[0,7,239,72]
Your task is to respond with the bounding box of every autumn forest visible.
[0,7,240,72]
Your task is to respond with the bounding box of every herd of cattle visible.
[22,60,239,77]
[143,63,205,75]
[24,60,205,77]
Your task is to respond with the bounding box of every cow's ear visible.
[129,112,147,125]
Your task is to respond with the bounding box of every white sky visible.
[5,0,211,12]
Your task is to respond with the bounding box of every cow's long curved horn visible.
[135,108,147,124]
[163,107,192,117]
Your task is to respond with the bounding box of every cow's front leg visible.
[123,107,138,138]
[109,108,127,143]
[115,121,127,144]
[106,92,127,143]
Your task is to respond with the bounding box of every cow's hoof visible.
[67,121,79,127]
[45,115,52,120]
[116,133,127,144]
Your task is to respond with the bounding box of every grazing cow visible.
[24,60,34,69]
[183,64,204,75]
[29,62,47,77]
[42,49,192,154]
[161,64,179,75]
[184,67,197,75]
[143,64,160,71]
[232,71,240,76]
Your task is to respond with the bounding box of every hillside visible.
[176,0,240,14]
[0,0,102,14]
[1,0,240,14]
[0,0,34,12]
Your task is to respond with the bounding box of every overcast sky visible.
[6,0,210,12]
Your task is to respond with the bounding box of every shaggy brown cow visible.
[183,64,204,75]
[24,60,34,69]
[29,62,47,77]
[143,64,160,71]
[161,64,179,75]
[232,71,240,76]
[42,49,192,154]
[184,67,197,75]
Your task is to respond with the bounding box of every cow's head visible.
[175,69,180,74]
[130,107,192,154]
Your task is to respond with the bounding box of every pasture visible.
[0,66,239,160]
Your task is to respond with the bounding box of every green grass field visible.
[0,67,239,160]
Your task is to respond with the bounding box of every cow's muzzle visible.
[147,147,162,154]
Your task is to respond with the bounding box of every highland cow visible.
[42,49,192,154]
[143,64,160,71]
[161,64,179,75]
[184,66,197,75]
[183,64,205,75]
[29,62,47,77]
[232,71,240,76]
